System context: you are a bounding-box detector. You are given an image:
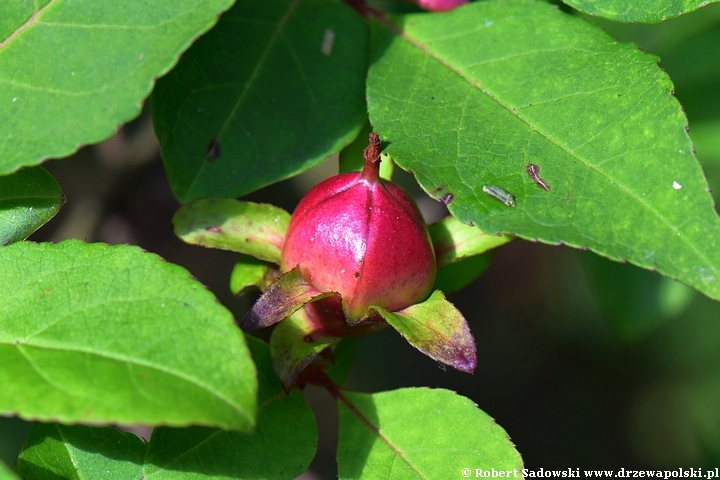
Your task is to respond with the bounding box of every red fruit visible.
[417,0,468,12]
[281,133,436,322]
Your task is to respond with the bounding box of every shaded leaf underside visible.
[152,0,368,202]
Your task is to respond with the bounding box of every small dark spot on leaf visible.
[206,137,221,161]
[440,193,454,205]
[184,302,189,307]
[205,226,222,233]
[685,125,690,132]
[431,96,435,100]
[617,94,622,97]
[671,90,676,96]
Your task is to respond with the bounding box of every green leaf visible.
[0,240,256,431]
[433,253,492,294]
[16,343,319,480]
[152,0,368,202]
[336,388,523,479]
[372,290,476,373]
[270,308,342,392]
[368,1,720,302]
[0,461,18,480]
[0,0,234,175]
[173,198,290,264]
[582,252,694,341]
[0,167,63,246]
[429,215,513,268]
[428,216,509,293]
[563,0,718,23]
[326,338,359,387]
[230,255,280,295]
[144,337,317,480]
[17,423,146,480]
[242,267,337,331]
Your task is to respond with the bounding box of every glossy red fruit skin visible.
[417,0,467,12]
[281,151,436,322]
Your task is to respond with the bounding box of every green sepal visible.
[230,255,280,295]
[371,290,476,373]
[429,215,513,268]
[172,198,290,264]
[433,253,492,294]
[242,267,338,330]
[270,308,343,393]
[326,338,359,387]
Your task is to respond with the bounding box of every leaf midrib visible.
[11,341,252,428]
[0,0,57,51]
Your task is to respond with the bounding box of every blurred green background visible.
[3,2,720,475]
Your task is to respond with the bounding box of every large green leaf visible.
[0,167,63,246]
[16,423,146,479]
[144,337,317,479]
[0,0,234,175]
[0,240,256,430]
[337,388,523,478]
[368,1,720,301]
[563,0,718,23]
[0,461,18,480]
[16,338,317,480]
[152,0,368,202]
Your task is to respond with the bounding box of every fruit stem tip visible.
[362,132,381,180]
